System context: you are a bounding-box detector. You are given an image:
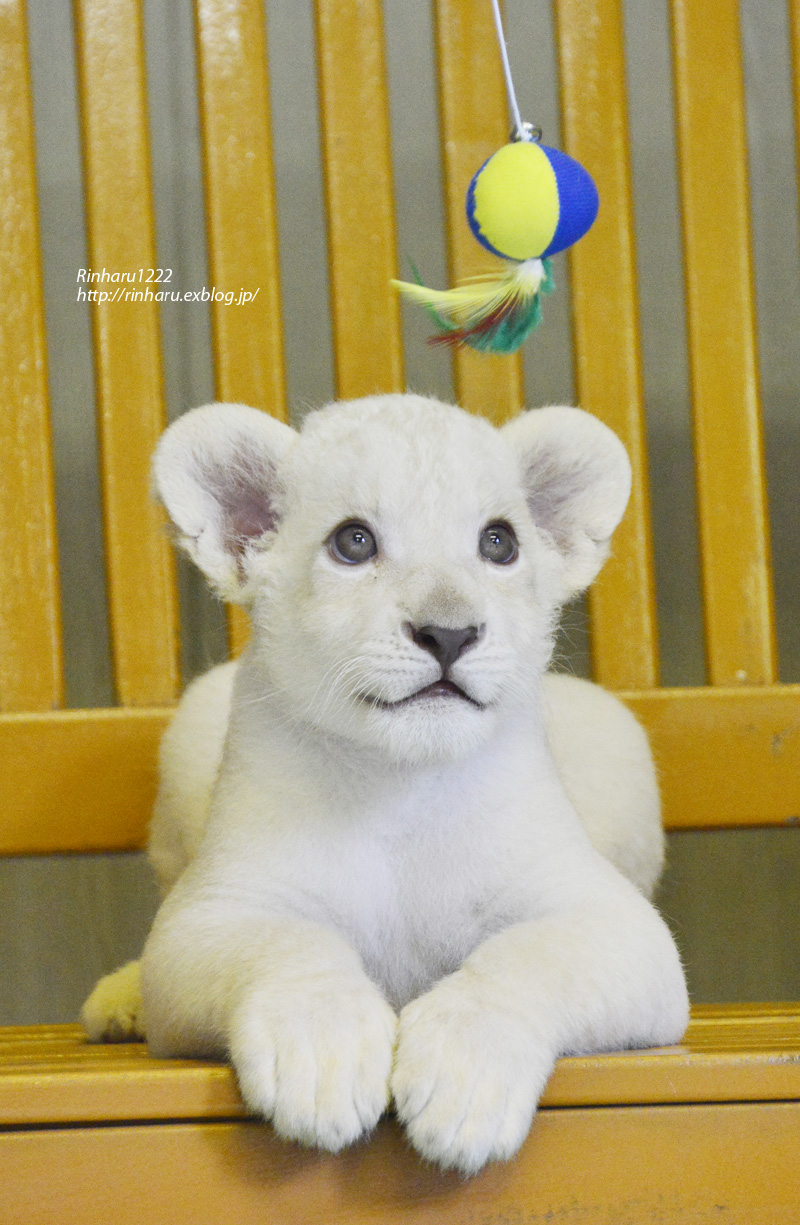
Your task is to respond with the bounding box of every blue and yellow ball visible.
[466,140,599,262]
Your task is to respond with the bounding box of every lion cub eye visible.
[328,521,378,565]
[479,522,518,565]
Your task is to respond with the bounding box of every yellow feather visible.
[393,259,545,328]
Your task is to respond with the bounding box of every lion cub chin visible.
[82,393,688,1174]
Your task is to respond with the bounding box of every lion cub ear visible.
[153,402,297,603]
[501,406,632,598]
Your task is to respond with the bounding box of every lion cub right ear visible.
[501,405,632,600]
[153,402,297,603]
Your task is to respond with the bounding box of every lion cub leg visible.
[81,960,144,1041]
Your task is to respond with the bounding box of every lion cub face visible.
[154,394,631,764]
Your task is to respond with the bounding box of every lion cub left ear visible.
[153,402,298,603]
[501,406,632,598]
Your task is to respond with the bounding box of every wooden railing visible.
[1,0,799,856]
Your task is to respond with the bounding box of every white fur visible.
[82,394,687,1173]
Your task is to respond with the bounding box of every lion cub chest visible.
[249,783,529,1010]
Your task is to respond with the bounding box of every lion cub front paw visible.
[391,974,554,1174]
[81,960,145,1041]
[230,978,397,1152]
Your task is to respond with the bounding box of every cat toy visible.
[393,0,599,354]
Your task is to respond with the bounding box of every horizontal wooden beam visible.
[621,685,800,829]
[2,1011,800,1224]
[0,707,169,854]
[2,686,800,854]
[2,1006,799,1126]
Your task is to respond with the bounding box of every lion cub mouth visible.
[363,679,485,711]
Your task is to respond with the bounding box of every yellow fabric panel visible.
[432,0,524,424]
[554,0,659,691]
[74,0,180,706]
[670,0,777,687]
[0,0,63,712]
[314,0,404,399]
[194,0,287,419]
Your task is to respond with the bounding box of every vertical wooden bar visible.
[74,0,181,706]
[670,0,777,686]
[0,0,64,711]
[314,0,404,400]
[433,0,524,425]
[194,0,288,656]
[554,0,660,690]
[194,0,286,418]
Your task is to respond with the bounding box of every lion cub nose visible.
[408,624,481,673]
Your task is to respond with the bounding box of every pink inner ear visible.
[203,450,281,558]
[230,496,279,542]
[221,492,279,558]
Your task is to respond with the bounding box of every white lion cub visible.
[82,394,688,1173]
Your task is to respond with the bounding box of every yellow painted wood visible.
[74,0,180,706]
[194,0,286,418]
[2,686,800,855]
[2,1016,800,1224]
[0,1027,244,1126]
[554,0,659,691]
[0,0,64,712]
[3,1007,800,1128]
[314,0,404,399]
[432,0,524,424]
[621,684,800,829]
[0,1106,797,1225]
[0,707,169,854]
[194,0,287,659]
[670,0,777,687]
[226,605,251,658]
[4,1105,799,1225]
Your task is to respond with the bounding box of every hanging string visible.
[489,0,533,142]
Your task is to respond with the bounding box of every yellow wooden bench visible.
[2,0,800,1219]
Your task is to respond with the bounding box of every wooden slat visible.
[194,0,286,417]
[2,1103,800,1225]
[313,0,403,400]
[554,0,659,690]
[3,1007,800,1126]
[622,684,800,829]
[670,0,777,687]
[433,0,524,424]
[74,0,180,706]
[0,708,169,854]
[2,1013,800,1223]
[0,0,63,712]
[0,1028,245,1125]
[2,687,800,855]
[194,0,288,658]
